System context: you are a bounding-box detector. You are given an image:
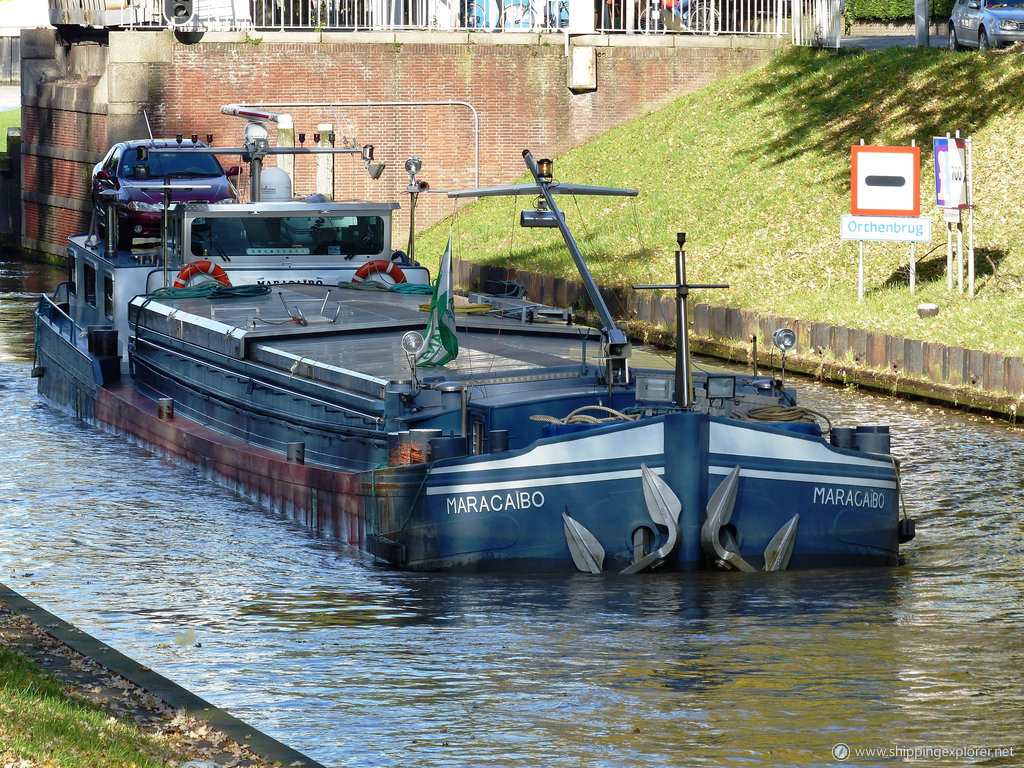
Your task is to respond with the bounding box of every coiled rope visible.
[529,405,638,425]
[735,405,833,433]
[417,302,493,314]
[530,403,830,432]
[149,283,272,300]
[337,281,434,294]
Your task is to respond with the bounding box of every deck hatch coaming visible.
[132,285,609,389]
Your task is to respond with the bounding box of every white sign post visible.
[846,144,925,301]
[840,215,931,300]
[933,133,973,296]
[967,136,975,297]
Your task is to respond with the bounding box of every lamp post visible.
[405,156,427,262]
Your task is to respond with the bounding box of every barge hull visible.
[34,309,427,552]
[35,310,903,573]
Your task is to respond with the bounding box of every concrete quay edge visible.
[0,582,327,768]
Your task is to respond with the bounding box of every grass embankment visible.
[0,644,179,767]
[0,606,279,767]
[0,109,19,154]
[416,46,1024,358]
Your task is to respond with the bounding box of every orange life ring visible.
[351,259,407,285]
[173,260,231,289]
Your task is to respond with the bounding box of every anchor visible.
[562,508,605,574]
[700,465,799,572]
[620,464,682,574]
[563,463,683,574]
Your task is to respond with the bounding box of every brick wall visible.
[21,105,106,245]
[21,30,776,257]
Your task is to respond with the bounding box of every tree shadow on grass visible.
[882,245,1009,289]
[736,47,1024,191]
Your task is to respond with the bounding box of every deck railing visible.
[36,290,77,346]
[49,0,841,43]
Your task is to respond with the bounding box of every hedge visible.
[843,0,955,22]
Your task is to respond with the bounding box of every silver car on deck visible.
[949,0,1024,50]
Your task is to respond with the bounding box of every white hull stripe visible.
[429,422,665,477]
[710,421,889,470]
[427,463,895,496]
[709,465,898,489]
[426,466,665,496]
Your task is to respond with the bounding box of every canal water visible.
[2,257,1023,767]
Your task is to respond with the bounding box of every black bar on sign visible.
[865,175,906,187]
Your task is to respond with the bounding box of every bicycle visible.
[543,0,569,29]
[637,0,665,32]
[499,0,567,30]
[638,0,720,33]
[464,0,499,29]
[687,0,720,32]
[499,0,537,29]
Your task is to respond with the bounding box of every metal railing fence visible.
[49,0,842,42]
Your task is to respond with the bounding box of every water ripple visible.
[3,278,1024,766]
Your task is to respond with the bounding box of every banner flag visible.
[415,231,458,367]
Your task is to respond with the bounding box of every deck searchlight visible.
[772,327,797,391]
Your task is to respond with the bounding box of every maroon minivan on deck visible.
[92,139,237,250]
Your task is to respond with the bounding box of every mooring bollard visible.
[287,442,305,464]
[489,429,509,453]
[157,397,174,419]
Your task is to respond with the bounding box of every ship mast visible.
[633,234,728,409]
[448,150,639,373]
[520,150,630,367]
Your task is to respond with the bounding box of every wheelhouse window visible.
[190,215,386,258]
[84,262,97,307]
[103,274,114,320]
[68,252,77,296]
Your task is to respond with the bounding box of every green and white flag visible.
[416,232,458,366]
